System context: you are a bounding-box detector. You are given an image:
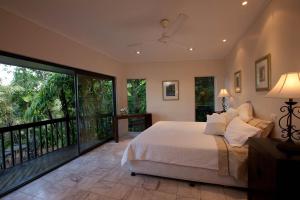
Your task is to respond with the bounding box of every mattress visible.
[121,121,219,170]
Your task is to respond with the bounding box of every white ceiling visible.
[0,0,270,63]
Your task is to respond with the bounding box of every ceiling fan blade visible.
[164,13,188,37]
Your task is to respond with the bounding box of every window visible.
[195,77,215,122]
[127,79,146,132]
[0,52,116,196]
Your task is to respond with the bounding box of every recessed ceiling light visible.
[222,39,227,43]
[242,1,248,6]
[136,51,141,55]
[189,47,193,51]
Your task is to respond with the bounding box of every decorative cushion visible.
[224,108,239,125]
[224,117,262,147]
[204,113,227,135]
[237,103,253,122]
[247,118,274,138]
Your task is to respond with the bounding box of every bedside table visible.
[248,137,300,200]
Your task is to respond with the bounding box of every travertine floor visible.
[2,134,247,200]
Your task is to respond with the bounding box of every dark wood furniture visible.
[248,137,300,200]
[113,113,152,143]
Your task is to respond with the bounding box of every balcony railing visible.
[0,117,76,170]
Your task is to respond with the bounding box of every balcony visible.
[0,114,113,196]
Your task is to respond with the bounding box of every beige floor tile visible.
[223,187,247,200]
[89,180,133,199]
[2,135,247,200]
[84,192,118,200]
[1,191,42,200]
[157,179,179,194]
[176,197,199,200]
[125,187,153,200]
[61,189,90,200]
[151,191,177,200]
[177,182,201,199]
[102,169,127,182]
[119,172,145,187]
[140,176,161,190]
[200,184,225,200]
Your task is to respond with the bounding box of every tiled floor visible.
[1,134,247,200]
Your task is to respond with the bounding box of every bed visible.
[121,121,249,188]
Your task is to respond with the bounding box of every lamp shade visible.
[266,72,300,99]
[218,89,230,97]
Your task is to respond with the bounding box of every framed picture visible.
[234,71,241,93]
[255,54,271,91]
[162,80,179,100]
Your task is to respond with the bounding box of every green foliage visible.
[127,79,146,132]
[195,77,215,122]
[0,65,75,127]
[127,79,146,114]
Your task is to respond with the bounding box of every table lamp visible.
[218,89,230,112]
[266,72,300,153]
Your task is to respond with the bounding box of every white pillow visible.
[238,103,253,122]
[204,113,226,135]
[224,117,262,147]
[224,108,239,125]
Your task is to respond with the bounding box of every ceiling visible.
[0,0,270,63]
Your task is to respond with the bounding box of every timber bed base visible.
[127,160,247,188]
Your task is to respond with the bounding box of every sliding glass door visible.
[0,51,116,197]
[77,74,115,152]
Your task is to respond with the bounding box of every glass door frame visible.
[0,50,117,196]
[74,70,116,154]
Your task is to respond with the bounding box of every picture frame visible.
[162,80,179,100]
[234,71,241,93]
[255,54,271,91]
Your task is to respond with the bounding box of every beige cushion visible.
[224,117,262,147]
[204,113,226,135]
[237,103,253,122]
[247,118,274,137]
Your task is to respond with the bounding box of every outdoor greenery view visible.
[127,79,146,132]
[0,64,75,128]
[77,75,114,150]
[0,64,77,166]
[195,77,215,122]
[0,60,116,197]
[0,63,115,169]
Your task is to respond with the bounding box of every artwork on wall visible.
[162,80,179,100]
[234,71,241,93]
[255,54,271,91]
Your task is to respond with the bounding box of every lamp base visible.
[277,141,300,154]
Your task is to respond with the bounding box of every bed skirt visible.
[126,160,247,188]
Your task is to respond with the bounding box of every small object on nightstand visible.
[248,137,300,200]
[266,72,300,153]
[218,89,230,112]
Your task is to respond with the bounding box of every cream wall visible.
[0,9,128,134]
[225,0,300,137]
[125,60,226,123]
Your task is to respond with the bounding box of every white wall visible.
[0,9,128,134]
[225,0,300,137]
[125,60,226,123]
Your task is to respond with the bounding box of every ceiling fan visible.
[128,13,190,49]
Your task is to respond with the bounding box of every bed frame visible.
[127,160,247,188]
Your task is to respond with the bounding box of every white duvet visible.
[121,121,219,170]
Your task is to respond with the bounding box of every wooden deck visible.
[0,145,78,196]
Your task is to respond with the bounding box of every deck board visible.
[0,145,78,196]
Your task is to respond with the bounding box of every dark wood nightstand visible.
[113,113,152,143]
[248,137,300,200]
